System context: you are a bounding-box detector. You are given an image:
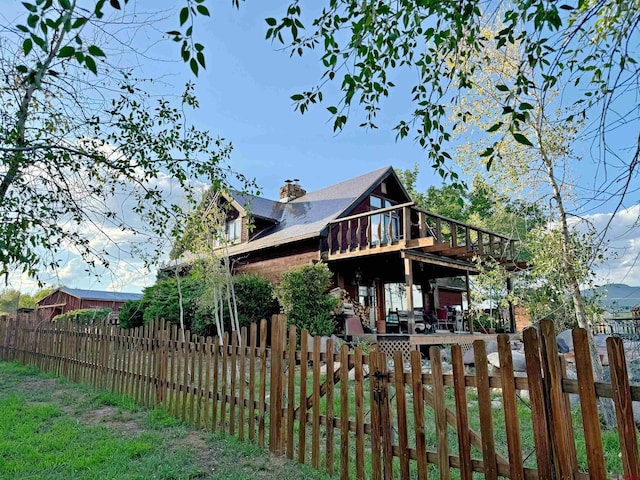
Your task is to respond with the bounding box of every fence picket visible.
[248,323,257,442]
[572,328,606,479]
[522,326,554,478]
[325,339,335,475]
[354,348,366,480]
[473,339,498,480]
[286,325,297,459]
[539,319,577,479]
[370,351,382,480]
[340,345,350,480]
[451,345,472,480]
[239,327,247,441]
[258,319,267,447]
[298,330,309,464]
[497,335,524,480]
[230,331,238,435]
[393,351,410,480]
[410,349,427,480]
[312,335,321,469]
[607,336,640,477]
[430,346,450,480]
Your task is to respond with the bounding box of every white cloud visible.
[582,205,640,285]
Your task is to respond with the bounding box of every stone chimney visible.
[279,179,306,202]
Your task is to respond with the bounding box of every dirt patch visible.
[80,406,144,435]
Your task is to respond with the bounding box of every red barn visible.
[36,288,142,322]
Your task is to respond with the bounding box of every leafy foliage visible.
[257,1,639,194]
[1,0,248,283]
[232,274,279,328]
[53,308,112,324]
[274,263,338,337]
[118,300,145,329]
[140,275,204,330]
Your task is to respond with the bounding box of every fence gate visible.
[370,350,394,480]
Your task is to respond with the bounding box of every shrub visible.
[233,274,279,328]
[140,274,204,330]
[118,300,145,329]
[274,263,338,337]
[53,308,111,324]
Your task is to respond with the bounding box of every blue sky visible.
[3,1,639,292]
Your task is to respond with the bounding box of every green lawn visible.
[0,361,333,480]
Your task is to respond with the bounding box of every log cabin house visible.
[216,166,520,344]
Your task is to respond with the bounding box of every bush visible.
[53,308,111,324]
[233,274,279,328]
[274,263,338,337]
[118,300,145,329]
[140,274,204,330]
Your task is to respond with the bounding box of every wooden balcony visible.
[326,202,516,264]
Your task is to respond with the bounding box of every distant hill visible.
[583,283,640,315]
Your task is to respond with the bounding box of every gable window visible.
[370,195,400,245]
[226,218,241,244]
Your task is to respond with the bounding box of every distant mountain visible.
[583,283,640,314]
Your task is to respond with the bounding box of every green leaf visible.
[27,14,38,28]
[512,132,534,146]
[88,45,106,57]
[265,17,277,26]
[189,57,198,76]
[496,84,509,92]
[290,94,304,101]
[85,55,97,74]
[16,65,28,73]
[72,17,87,28]
[59,0,71,9]
[109,0,121,9]
[23,38,33,56]
[196,4,209,16]
[327,106,338,114]
[22,2,38,13]
[519,102,534,110]
[179,7,189,26]
[486,122,502,133]
[58,45,75,57]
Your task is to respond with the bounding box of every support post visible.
[466,272,474,334]
[404,257,415,334]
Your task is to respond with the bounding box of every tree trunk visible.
[538,127,616,427]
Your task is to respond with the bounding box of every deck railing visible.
[327,203,516,261]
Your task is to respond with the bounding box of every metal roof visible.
[58,288,142,302]
[226,166,405,255]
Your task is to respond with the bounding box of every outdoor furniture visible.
[386,309,400,333]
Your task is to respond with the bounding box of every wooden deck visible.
[326,202,516,265]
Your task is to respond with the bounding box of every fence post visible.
[269,314,287,454]
[539,319,577,479]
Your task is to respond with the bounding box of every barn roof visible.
[38,288,142,304]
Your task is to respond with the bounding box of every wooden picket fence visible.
[1,315,640,479]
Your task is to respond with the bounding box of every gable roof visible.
[39,288,142,304]
[226,166,410,255]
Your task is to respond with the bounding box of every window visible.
[369,195,400,245]
[226,219,241,243]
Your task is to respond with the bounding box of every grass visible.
[0,361,334,480]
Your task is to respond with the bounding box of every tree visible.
[1,0,244,283]
[261,2,638,197]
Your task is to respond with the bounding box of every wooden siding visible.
[37,291,130,322]
[233,248,320,284]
